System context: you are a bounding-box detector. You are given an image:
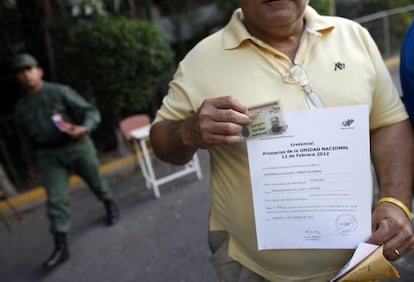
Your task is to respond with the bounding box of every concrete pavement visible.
[0,150,216,282]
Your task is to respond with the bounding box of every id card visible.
[52,113,73,133]
[242,102,287,139]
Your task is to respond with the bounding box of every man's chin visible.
[23,84,40,93]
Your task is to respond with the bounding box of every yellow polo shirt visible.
[154,6,407,282]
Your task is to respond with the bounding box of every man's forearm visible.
[150,118,198,165]
[371,120,414,208]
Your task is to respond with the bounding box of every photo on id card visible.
[242,101,287,139]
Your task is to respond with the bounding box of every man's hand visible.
[150,96,250,165]
[67,125,88,139]
[184,96,250,149]
[368,202,414,261]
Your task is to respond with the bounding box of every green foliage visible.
[215,0,336,17]
[215,0,239,18]
[310,0,335,16]
[64,16,174,118]
[154,0,213,16]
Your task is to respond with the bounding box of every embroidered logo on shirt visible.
[334,62,346,71]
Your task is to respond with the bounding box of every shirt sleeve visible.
[61,86,101,131]
[362,27,408,129]
[153,63,200,124]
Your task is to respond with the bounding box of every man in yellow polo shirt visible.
[150,1,414,281]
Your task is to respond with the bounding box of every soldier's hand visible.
[67,125,88,139]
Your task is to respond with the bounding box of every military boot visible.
[103,200,120,225]
[43,232,69,269]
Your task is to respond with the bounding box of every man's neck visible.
[246,19,305,61]
[25,81,43,96]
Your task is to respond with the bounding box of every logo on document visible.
[341,119,355,130]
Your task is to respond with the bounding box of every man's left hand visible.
[368,202,414,261]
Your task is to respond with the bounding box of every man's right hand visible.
[150,96,250,165]
[183,96,250,149]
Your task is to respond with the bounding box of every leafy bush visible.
[215,0,238,19]
[310,0,335,16]
[64,16,174,118]
[215,0,335,17]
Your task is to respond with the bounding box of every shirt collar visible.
[222,6,335,50]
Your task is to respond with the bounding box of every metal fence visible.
[354,4,414,58]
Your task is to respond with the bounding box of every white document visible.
[247,105,372,250]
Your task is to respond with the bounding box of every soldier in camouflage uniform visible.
[13,53,119,269]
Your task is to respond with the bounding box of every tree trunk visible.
[44,28,57,80]
[114,0,122,13]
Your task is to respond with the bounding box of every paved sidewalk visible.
[0,151,216,282]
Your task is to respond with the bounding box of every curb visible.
[385,56,400,68]
[0,154,136,213]
[0,55,401,214]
